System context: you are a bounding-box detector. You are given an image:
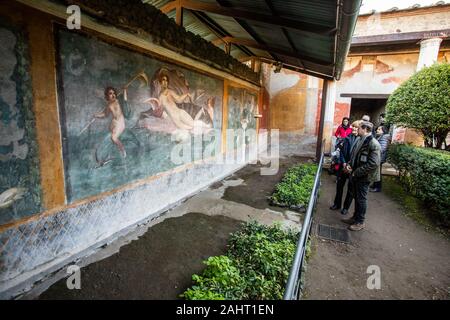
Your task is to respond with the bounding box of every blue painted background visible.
[0,21,41,225]
[57,30,224,202]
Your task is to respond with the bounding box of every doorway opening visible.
[349,98,388,127]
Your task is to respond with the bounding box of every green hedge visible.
[388,144,450,225]
[385,63,450,149]
[181,222,299,300]
[270,164,318,210]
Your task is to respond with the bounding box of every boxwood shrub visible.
[181,221,299,300]
[388,144,450,225]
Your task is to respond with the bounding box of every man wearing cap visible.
[342,121,381,231]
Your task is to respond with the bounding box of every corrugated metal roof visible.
[144,0,257,59]
[143,0,172,7]
[220,0,271,15]
[142,0,361,80]
[271,0,336,27]
[167,10,218,42]
[288,30,334,62]
[248,24,292,52]
[204,12,253,40]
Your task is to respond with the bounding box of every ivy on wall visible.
[53,0,259,84]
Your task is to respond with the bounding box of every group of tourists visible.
[330,114,391,231]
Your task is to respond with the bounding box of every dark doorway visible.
[349,98,387,126]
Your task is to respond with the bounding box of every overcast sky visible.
[359,0,448,14]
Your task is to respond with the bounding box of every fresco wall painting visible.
[226,85,258,153]
[56,29,224,203]
[0,20,41,225]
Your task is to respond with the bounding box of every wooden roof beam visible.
[160,0,336,35]
[252,56,334,80]
[213,37,332,66]
[161,1,178,14]
[190,11,254,57]
[160,0,183,25]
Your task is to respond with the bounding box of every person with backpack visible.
[329,117,352,175]
[342,121,381,231]
[330,120,361,214]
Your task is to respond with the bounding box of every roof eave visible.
[334,0,362,80]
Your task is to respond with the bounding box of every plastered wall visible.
[335,52,449,145]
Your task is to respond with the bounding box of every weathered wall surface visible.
[252,59,324,156]
[347,5,450,147]
[0,1,260,298]
[269,69,307,132]
[335,52,449,145]
[354,5,450,37]
[228,86,258,130]
[264,6,450,151]
[263,67,321,157]
[335,53,420,130]
[226,85,258,151]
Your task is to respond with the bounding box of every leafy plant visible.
[181,256,244,300]
[182,221,299,300]
[385,63,450,149]
[388,143,450,225]
[227,222,298,299]
[182,289,225,300]
[270,164,317,209]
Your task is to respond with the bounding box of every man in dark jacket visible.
[342,121,381,231]
[330,120,361,214]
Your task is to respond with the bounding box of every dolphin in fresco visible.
[0,188,27,209]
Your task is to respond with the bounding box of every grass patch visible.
[383,176,449,238]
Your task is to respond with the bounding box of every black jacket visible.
[350,135,381,182]
[339,134,357,164]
